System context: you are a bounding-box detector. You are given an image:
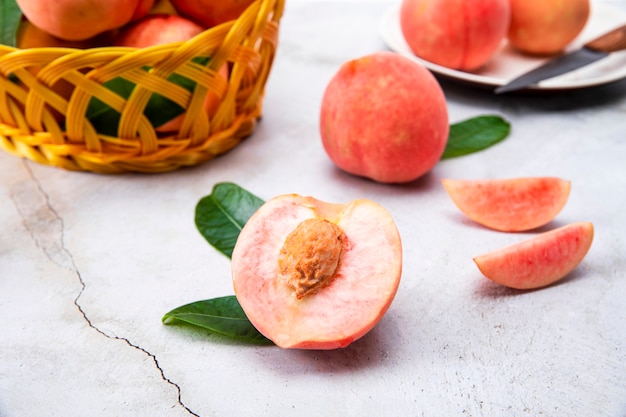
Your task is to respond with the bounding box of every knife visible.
[494,23,626,94]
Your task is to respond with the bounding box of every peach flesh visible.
[474,222,594,290]
[400,0,511,71]
[507,0,590,55]
[441,177,571,232]
[320,51,449,184]
[231,194,402,349]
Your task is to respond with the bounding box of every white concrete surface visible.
[1,1,625,416]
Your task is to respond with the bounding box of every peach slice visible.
[474,222,594,290]
[231,194,402,349]
[442,177,571,232]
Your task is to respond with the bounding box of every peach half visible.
[474,222,594,290]
[231,194,403,349]
[442,177,571,232]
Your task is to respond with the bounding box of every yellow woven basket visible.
[0,0,285,174]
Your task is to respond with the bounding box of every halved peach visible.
[231,194,402,349]
[474,222,594,290]
[442,177,571,232]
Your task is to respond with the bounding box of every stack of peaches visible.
[16,0,254,50]
[399,0,591,71]
[13,0,252,132]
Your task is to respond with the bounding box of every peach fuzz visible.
[507,0,590,55]
[442,177,571,232]
[474,222,594,290]
[169,0,256,27]
[17,20,113,50]
[320,51,449,184]
[231,194,402,349]
[16,0,155,41]
[114,14,205,48]
[400,0,511,71]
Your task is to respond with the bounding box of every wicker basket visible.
[0,0,285,174]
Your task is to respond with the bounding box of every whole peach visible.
[16,0,155,41]
[400,0,511,71]
[17,20,113,49]
[114,14,229,133]
[320,51,449,184]
[507,0,590,55]
[169,0,256,27]
[114,14,205,48]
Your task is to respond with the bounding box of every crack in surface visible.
[11,160,200,417]
[73,272,200,417]
[10,163,71,271]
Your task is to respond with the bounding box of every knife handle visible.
[585,24,626,53]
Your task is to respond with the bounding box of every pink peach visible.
[114,14,228,132]
[507,0,590,55]
[169,0,256,27]
[320,51,449,184]
[400,0,511,71]
[16,0,154,41]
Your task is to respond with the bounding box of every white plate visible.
[379,2,626,92]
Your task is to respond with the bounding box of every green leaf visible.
[162,296,271,344]
[195,182,265,259]
[1,0,22,48]
[85,76,137,136]
[442,115,511,159]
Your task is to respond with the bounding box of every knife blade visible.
[494,23,626,94]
